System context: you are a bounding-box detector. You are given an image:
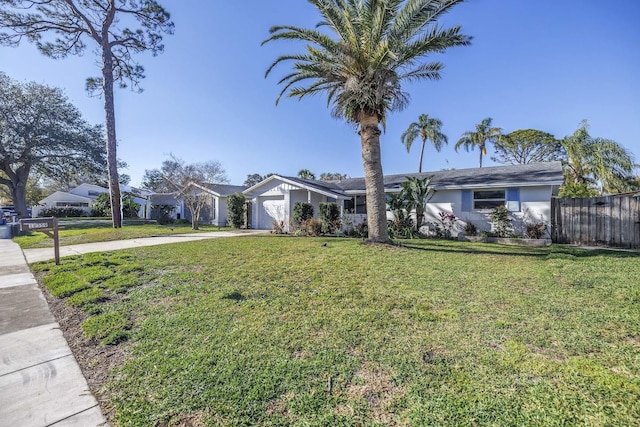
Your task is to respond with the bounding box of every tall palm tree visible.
[562,120,635,194]
[455,117,502,168]
[263,0,471,243]
[401,113,448,173]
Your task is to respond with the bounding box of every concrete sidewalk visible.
[0,239,108,427]
[24,230,269,263]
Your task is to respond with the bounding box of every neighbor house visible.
[243,162,564,236]
[32,183,160,219]
[181,182,248,227]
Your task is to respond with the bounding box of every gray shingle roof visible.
[335,162,564,192]
[200,183,247,196]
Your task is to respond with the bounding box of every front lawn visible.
[14,220,231,249]
[33,237,640,426]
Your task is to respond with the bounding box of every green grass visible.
[13,221,232,249]
[34,237,640,426]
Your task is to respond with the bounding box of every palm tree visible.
[401,114,448,173]
[297,169,316,180]
[562,120,635,194]
[263,0,471,243]
[400,176,435,229]
[455,117,502,168]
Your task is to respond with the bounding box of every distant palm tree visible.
[263,0,471,243]
[297,169,316,180]
[455,118,502,168]
[562,120,635,194]
[401,114,448,173]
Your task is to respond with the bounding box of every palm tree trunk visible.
[358,114,390,244]
[102,47,122,228]
[418,137,426,173]
[479,148,483,168]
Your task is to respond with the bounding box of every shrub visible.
[272,219,286,234]
[436,212,457,239]
[227,193,246,229]
[293,202,314,226]
[39,207,85,218]
[388,217,415,239]
[319,202,340,234]
[91,193,111,217]
[489,205,512,238]
[464,220,477,236]
[526,222,548,239]
[151,204,175,225]
[305,218,323,236]
[122,192,140,218]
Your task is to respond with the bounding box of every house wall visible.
[342,185,554,237]
[248,181,296,230]
[422,186,553,237]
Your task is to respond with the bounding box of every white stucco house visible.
[181,182,248,227]
[32,183,160,219]
[243,162,565,236]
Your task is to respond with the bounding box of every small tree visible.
[148,154,227,230]
[227,193,246,229]
[399,176,435,230]
[151,204,175,225]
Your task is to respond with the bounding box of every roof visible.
[335,162,565,193]
[243,175,348,200]
[196,182,248,197]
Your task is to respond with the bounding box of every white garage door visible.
[259,196,285,229]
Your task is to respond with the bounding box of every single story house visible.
[32,183,157,219]
[182,182,248,227]
[243,162,565,236]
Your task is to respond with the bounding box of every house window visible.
[212,198,216,220]
[56,202,89,207]
[344,195,367,214]
[88,191,103,197]
[473,190,505,210]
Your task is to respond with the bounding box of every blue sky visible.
[1,0,639,186]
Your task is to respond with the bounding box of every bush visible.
[91,193,111,217]
[151,204,175,225]
[40,207,85,218]
[388,217,415,239]
[489,205,512,238]
[436,212,457,239]
[305,218,323,236]
[319,202,341,234]
[464,220,477,236]
[122,192,140,218]
[227,193,246,229]
[526,222,548,239]
[293,202,314,226]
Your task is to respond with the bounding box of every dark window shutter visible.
[506,188,520,211]
[461,190,472,211]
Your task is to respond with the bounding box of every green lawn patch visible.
[35,237,640,426]
[13,221,232,249]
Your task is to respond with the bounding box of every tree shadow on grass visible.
[398,240,640,259]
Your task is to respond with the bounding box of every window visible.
[473,190,505,210]
[344,195,367,214]
[56,202,89,207]
[212,198,216,220]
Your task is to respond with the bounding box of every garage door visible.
[259,196,285,229]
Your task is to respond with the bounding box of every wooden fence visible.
[551,195,640,248]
